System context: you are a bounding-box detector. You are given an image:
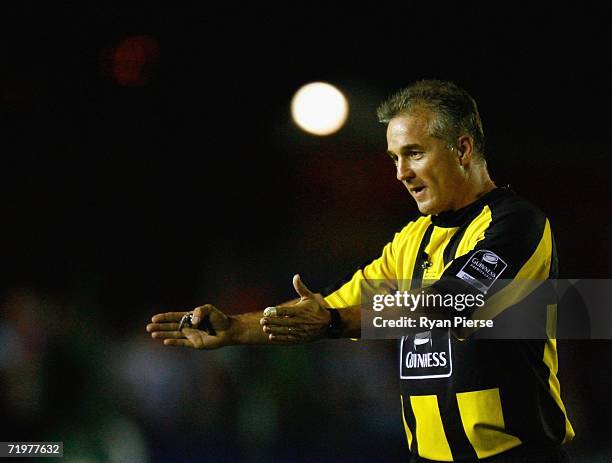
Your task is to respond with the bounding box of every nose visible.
[396,157,415,183]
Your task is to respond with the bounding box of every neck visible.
[454,163,496,210]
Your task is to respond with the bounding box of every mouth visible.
[410,185,427,198]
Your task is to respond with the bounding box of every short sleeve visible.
[435,199,556,326]
[324,233,401,308]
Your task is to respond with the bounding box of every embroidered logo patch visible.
[400,329,452,379]
[456,249,507,294]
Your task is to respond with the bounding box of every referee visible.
[147,80,573,462]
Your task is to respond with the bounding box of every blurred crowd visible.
[1,286,611,462]
[1,287,407,462]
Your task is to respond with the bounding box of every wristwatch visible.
[326,308,342,338]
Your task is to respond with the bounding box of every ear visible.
[456,135,475,166]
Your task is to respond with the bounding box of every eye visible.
[408,151,424,159]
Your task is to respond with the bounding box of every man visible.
[147,80,573,462]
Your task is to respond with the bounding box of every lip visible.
[410,185,427,199]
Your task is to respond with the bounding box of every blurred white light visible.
[291,82,348,136]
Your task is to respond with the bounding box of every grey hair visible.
[377,80,485,157]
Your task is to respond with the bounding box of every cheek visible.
[427,169,456,200]
[423,168,441,189]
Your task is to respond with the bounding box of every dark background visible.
[1,5,610,462]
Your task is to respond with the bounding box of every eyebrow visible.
[386,144,425,157]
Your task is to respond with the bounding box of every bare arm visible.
[146,297,305,349]
[146,276,362,349]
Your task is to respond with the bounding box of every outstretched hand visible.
[260,274,331,344]
[146,304,233,349]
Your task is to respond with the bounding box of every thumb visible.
[293,274,314,299]
[192,304,216,326]
[192,304,230,333]
[192,305,210,326]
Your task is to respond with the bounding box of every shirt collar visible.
[429,186,511,228]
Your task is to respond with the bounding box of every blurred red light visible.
[111,35,160,87]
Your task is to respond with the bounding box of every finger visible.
[147,322,180,332]
[191,304,215,326]
[265,306,296,317]
[261,316,305,327]
[265,325,306,335]
[269,333,301,343]
[293,274,314,299]
[151,311,189,323]
[163,338,194,348]
[151,330,184,339]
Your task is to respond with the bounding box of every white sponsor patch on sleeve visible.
[456,249,507,294]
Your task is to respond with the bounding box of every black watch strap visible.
[326,308,342,338]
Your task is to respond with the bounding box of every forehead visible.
[386,113,432,150]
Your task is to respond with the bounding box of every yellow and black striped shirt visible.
[323,187,574,462]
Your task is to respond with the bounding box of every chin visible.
[417,204,436,215]
[416,201,438,215]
